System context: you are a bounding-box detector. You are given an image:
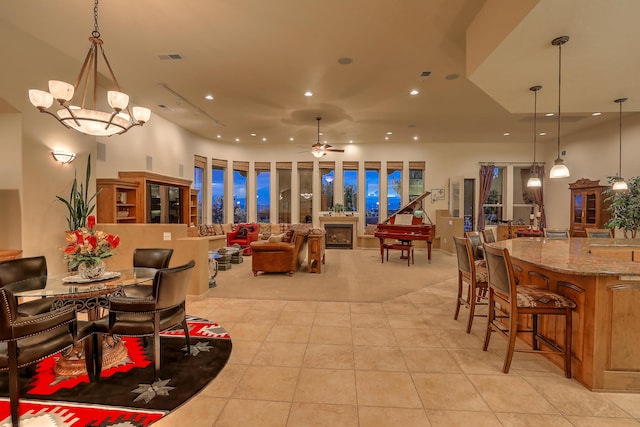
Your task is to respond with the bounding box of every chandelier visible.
[28,0,150,136]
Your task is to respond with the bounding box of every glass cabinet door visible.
[573,193,583,224]
[585,192,597,224]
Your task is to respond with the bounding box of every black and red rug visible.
[0,316,232,426]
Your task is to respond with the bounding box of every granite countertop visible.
[487,238,640,276]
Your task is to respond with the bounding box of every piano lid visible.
[382,189,433,224]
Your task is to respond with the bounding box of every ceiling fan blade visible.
[325,148,345,152]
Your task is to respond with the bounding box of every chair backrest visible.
[544,229,570,239]
[586,229,613,238]
[483,244,516,301]
[153,260,195,310]
[0,288,19,338]
[482,229,496,243]
[133,248,174,269]
[453,236,473,275]
[0,256,47,291]
[465,231,483,260]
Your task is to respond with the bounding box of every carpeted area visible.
[0,316,232,427]
[207,248,457,303]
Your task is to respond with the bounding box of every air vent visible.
[156,53,184,60]
[157,104,173,111]
[420,71,431,77]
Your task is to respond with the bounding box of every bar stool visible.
[453,236,488,333]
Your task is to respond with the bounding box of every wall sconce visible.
[51,150,76,164]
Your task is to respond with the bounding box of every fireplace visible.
[324,224,353,249]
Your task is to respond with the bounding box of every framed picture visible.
[431,188,445,202]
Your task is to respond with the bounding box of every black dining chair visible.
[123,248,174,298]
[0,256,56,316]
[94,260,195,380]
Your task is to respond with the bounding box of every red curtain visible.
[532,164,546,229]
[477,164,495,231]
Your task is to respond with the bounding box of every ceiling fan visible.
[310,116,344,158]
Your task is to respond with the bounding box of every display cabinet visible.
[190,189,199,227]
[569,178,611,237]
[96,179,141,223]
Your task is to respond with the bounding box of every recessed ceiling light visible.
[262,137,267,142]
[503,132,510,136]
[413,136,418,140]
[337,57,352,65]
[250,133,257,137]
[349,140,353,144]
[410,89,419,96]
[386,131,393,135]
[289,137,294,142]
[592,112,602,116]
[204,94,214,100]
[235,138,240,142]
[304,91,313,97]
[545,113,554,117]
[216,134,221,139]
[539,132,547,136]
[384,136,389,141]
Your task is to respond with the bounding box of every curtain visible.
[532,164,546,229]
[477,164,495,231]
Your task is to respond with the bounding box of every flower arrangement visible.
[63,215,120,271]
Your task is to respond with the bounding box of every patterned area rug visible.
[0,316,232,426]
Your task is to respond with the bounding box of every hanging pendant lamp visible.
[612,97,628,191]
[549,36,571,179]
[527,85,542,188]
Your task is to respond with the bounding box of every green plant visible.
[56,154,101,231]
[603,175,640,238]
[331,203,345,213]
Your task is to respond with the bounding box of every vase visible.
[78,260,106,280]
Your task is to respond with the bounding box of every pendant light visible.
[612,97,628,191]
[549,36,571,179]
[527,85,542,187]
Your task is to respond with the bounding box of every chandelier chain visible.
[93,0,100,39]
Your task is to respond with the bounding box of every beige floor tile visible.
[525,376,630,417]
[426,409,503,427]
[219,298,257,311]
[239,309,281,324]
[383,301,420,314]
[604,393,640,418]
[392,328,442,348]
[400,347,462,374]
[283,300,319,312]
[309,326,353,345]
[252,342,307,367]
[154,396,226,427]
[354,345,407,371]
[250,299,289,311]
[495,413,574,426]
[232,365,300,401]
[226,340,261,365]
[277,311,316,326]
[436,329,486,349]
[447,348,505,374]
[201,364,248,398]
[314,312,352,327]
[227,322,272,341]
[350,302,385,314]
[317,301,351,313]
[352,327,397,346]
[287,403,358,427]
[387,314,428,329]
[355,370,422,408]
[358,406,430,427]
[351,312,391,328]
[294,368,357,405]
[412,373,490,411]
[213,399,291,427]
[265,324,311,343]
[207,307,250,323]
[303,343,355,369]
[467,374,558,414]
[563,416,640,426]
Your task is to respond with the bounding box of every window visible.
[320,161,334,211]
[409,161,424,201]
[211,159,226,223]
[299,162,313,223]
[256,162,270,223]
[343,161,358,212]
[233,161,248,223]
[277,162,291,223]
[483,167,504,225]
[365,162,380,225]
[194,155,206,225]
[513,166,537,224]
[387,162,402,214]
[482,165,540,226]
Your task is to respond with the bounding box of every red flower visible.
[87,215,96,229]
[88,235,97,249]
[75,230,84,245]
[108,234,120,249]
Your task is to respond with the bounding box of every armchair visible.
[0,288,94,427]
[250,229,309,276]
[94,260,195,380]
[226,223,259,254]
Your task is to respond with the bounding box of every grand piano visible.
[374,190,436,265]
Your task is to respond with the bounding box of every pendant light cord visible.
[556,41,562,159]
[533,87,538,164]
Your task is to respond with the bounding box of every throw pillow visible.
[237,227,248,238]
[198,224,209,237]
[259,223,271,234]
[213,224,223,235]
[268,233,284,243]
[207,225,216,235]
[222,223,233,234]
[283,229,295,243]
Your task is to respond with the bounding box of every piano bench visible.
[382,241,414,266]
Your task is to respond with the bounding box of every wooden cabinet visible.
[307,231,326,273]
[569,178,611,237]
[190,189,199,227]
[96,179,141,223]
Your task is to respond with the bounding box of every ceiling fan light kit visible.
[310,117,344,157]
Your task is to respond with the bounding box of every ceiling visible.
[3,0,640,148]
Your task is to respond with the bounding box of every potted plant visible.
[331,203,345,215]
[603,175,640,238]
[57,154,101,231]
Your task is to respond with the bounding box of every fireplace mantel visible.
[319,215,359,249]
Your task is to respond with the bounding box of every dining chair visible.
[482,229,496,243]
[0,287,94,427]
[543,229,570,239]
[453,236,488,333]
[464,231,484,260]
[0,256,56,316]
[124,248,175,298]
[482,244,576,378]
[94,260,195,380]
[586,228,613,238]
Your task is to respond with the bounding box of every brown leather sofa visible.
[250,229,310,276]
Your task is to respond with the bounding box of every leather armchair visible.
[250,229,309,276]
[0,256,56,316]
[227,223,260,254]
[94,260,195,380]
[0,288,94,427]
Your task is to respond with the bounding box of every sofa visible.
[226,223,259,254]
[250,228,310,276]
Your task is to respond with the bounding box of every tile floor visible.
[154,251,640,427]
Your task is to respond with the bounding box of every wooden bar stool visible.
[453,236,488,333]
